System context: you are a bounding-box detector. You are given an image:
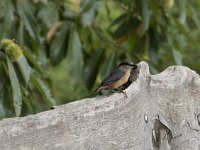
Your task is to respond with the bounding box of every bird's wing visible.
[92,67,125,95]
[102,68,125,86]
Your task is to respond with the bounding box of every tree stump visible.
[0,61,200,150]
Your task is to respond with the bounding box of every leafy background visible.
[0,0,200,119]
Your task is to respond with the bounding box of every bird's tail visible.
[92,86,103,96]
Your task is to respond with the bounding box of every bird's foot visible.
[114,89,127,98]
[121,90,128,98]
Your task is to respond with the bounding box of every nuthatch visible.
[92,61,138,97]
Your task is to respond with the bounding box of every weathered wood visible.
[0,61,200,150]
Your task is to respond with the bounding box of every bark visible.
[0,61,200,150]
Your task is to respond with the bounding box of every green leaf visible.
[17,0,39,41]
[6,57,22,117]
[67,25,83,85]
[178,0,186,24]
[84,48,104,89]
[113,17,141,39]
[50,22,70,65]
[0,62,6,118]
[17,20,25,43]
[149,63,159,74]
[104,1,111,21]
[2,83,15,118]
[0,0,14,39]
[100,52,117,79]
[30,75,55,105]
[80,0,102,27]
[142,0,150,32]
[36,0,48,5]
[37,5,59,28]
[17,56,30,85]
[22,47,45,75]
[149,28,159,62]
[22,96,34,114]
[172,49,182,65]
[110,13,128,27]
[174,19,199,48]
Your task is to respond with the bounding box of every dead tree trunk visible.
[0,61,200,150]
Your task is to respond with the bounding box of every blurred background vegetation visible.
[0,0,200,119]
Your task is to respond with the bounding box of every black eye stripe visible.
[119,62,135,66]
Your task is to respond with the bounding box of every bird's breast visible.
[109,69,131,89]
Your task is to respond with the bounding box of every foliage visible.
[0,38,55,118]
[0,0,200,118]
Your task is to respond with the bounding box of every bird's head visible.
[118,60,138,70]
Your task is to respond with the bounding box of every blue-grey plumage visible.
[92,61,138,96]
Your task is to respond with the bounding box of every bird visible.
[92,61,138,97]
